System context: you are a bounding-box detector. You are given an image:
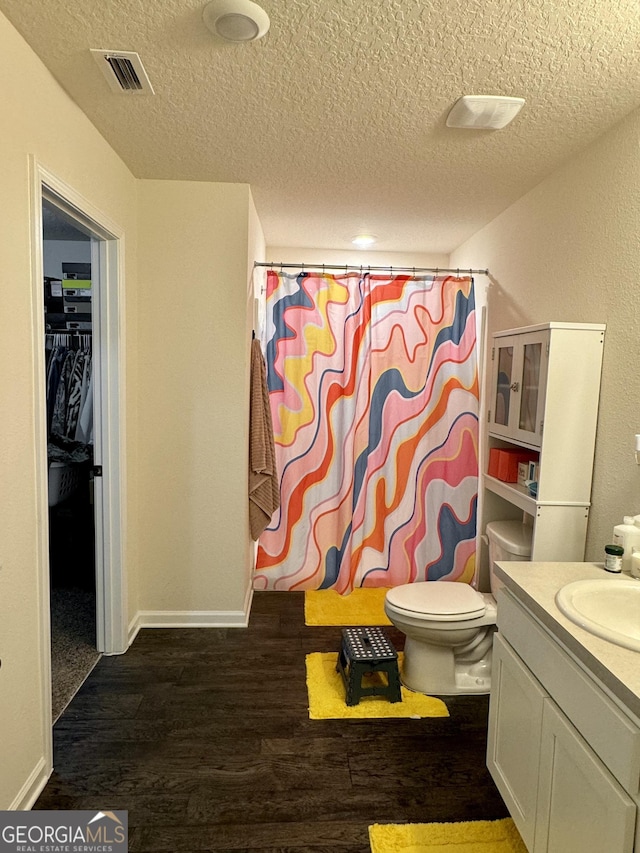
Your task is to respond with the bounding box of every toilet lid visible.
[386,582,486,619]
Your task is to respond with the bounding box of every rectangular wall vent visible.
[90,49,155,95]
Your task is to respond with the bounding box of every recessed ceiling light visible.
[202,0,270,42]
[352,235,377,248]
[446,95,525,130]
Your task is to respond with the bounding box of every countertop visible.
[495,560,640,721]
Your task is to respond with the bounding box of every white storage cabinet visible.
[484,322,605,562]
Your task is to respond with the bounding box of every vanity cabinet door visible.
[487,634,546,851]
[535,698,636,853]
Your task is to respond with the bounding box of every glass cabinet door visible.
[493,343,515,430]
[513,331,548,446]
[490,329,548,447]
[519,342,542,433]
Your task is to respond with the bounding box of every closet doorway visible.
[44,201,98,720]
[32,161,127,729]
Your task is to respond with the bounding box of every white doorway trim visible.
[29,157,128,742]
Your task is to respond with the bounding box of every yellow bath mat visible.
[368,819,526,853]
[304,587,392,626]
[305,652,448,720]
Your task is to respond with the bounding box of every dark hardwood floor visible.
[35,591,508,852]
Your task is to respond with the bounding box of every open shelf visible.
[484,474,536,515]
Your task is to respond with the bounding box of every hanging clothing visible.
[50,349,76,439]
[46,346,67,434]
[65,350,87,438]
[254,271,479,592]
[249,337,280,539]
[73,352,92,441]
[45,337,93,464]
[75,362,93,445]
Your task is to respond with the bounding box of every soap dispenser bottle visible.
[613,516,640,574]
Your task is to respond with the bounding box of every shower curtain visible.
[254,270,478,592]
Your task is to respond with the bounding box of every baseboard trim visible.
[10,756,50,811]
[128,612,142,647]
[244,582,254,618]
[132,609,250,630]
[137,610,250,628]
[127,584,254,643]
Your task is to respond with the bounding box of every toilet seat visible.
[386,582,487,622]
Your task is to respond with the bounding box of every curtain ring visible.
[456,268,460,277]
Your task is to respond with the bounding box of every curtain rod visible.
[254,261,489,275]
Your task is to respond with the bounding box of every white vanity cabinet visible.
[488,589,640,853]
[484,322,605,562]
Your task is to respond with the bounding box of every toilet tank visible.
[486,519,533,596]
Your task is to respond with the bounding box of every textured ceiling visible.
[4,0,640,253]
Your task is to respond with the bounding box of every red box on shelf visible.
[488,448,535,483]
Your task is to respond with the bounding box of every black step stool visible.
[336,626,402,706]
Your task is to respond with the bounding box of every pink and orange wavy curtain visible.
[254,270,478,592]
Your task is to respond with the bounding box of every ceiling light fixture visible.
[202,0,270,42]
[352,234,377,248]
[446,95,525,130]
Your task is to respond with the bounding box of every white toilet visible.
[384,519,532,695]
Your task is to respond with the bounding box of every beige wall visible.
[136,180,257,615]
[451,107,640,563]
[0,11,138,808]
[2,5,263,809]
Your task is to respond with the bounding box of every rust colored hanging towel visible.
[249,337,280,539]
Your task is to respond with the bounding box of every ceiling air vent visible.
[90,49,155,94]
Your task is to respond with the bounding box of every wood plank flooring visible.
[35,591,508,852]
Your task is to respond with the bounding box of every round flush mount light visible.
[202,0,270,42]
[352,234,377,248]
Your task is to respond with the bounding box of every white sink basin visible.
[555,579,640,652]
